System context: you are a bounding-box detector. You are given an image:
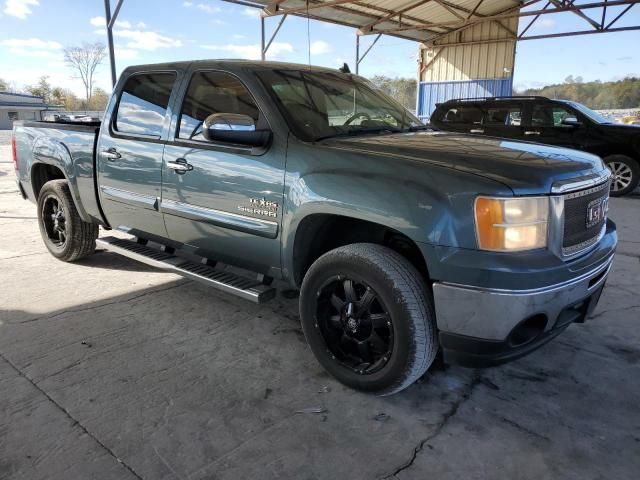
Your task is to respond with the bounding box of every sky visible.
[0,0,638,97]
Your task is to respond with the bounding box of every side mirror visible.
[202,113,271,148]
[561,117,582,127]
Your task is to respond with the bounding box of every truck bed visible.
[14,120,105,225]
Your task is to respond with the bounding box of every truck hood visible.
[320,131,606,195]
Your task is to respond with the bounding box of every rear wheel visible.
[300,243,437,395]
[604,155,639,197]
[37,179,98,262]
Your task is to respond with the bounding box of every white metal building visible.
[0,92,62,130]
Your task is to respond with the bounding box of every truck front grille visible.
[562,181,609,256]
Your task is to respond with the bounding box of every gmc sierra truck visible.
[12,60,617,395]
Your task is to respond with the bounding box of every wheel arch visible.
[29,136,94,223]
[289,212,430,289]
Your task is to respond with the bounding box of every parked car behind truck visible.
[430,96,640,196]
[12,61,616,395]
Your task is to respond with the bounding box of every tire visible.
[37,179,98,262]
[299,243,438,395]
[604,154,639,197]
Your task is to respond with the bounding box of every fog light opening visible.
[508,314,547,347]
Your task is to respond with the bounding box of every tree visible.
[51,87,82,111]
[88,87,110,111]
[369,75,417,111]
[517,76,640,109]
[26,76,52,103]
[64,42,106,102]
[0,78,7,91]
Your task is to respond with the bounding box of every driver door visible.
[161,69,285,275]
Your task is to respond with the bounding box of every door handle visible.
[524,131,541,136]
[469,129,484,134]
[167,158,193,174]
[101,147,121,160]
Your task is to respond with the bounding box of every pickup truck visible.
[12,60,617,395]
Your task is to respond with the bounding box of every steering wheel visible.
[344,112,371,126]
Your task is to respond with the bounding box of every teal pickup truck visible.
[12,60,616,395]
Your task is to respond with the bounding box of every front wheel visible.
[299,243,438,395]
[37,179,98,262]
[604,155,639,197]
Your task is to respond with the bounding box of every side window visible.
[114,72,176,136]
[178,71,259,141]
[438,106,483,125]
[484,106,522,126]
[531,105,574,127]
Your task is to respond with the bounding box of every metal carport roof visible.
[102,0,640,84]
[230,0,640,45]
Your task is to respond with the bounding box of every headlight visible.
[474,196,549,251]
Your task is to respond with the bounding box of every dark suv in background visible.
[430,96,640,196]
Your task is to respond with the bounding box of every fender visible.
[279,164,509,284]
[31,135,94,223]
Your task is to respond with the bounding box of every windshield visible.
[257,69,423,141]
[566,101,612,124]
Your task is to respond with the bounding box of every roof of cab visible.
[122,59,344,75]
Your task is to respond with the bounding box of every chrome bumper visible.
[432,254,613,341]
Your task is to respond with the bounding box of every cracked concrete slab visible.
[0,143,639,479]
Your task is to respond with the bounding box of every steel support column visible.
[104,0,117,87]
[356,33,381,74]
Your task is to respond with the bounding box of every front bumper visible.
[432,245,614,367]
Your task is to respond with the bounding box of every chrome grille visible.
[562,181,609,256]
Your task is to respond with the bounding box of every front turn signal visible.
[474,196,549,252]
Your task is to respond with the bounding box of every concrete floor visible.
[0,140,639,480]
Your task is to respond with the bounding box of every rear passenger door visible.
[524,103,582,148]
[161,69,285,275]
[433,104,484,134]
[481,102,526,141]
[97,70,181,239]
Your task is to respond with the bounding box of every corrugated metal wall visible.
[417,78,513,121]
[417,18,517,119]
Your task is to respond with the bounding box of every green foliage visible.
[518,77,640,109]
[369,75,417,111]
[26,76,53,103]
[88,87,109,111]
[0,78,7,91]
[51,87,82,110]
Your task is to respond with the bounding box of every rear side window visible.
[178,71,259,141]
[436,105,483,125]
[114,72,176,137]
[484,106,522,126]
[531,105,574,127]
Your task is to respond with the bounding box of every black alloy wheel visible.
[300,243,438,395]
[36,179,98,262]
[315,276,393,375]
[41,194,67,248]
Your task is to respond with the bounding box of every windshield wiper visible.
[347,126,403,136]
[407,124,434,132]
[314,126,402,142]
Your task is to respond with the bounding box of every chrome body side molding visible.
[160,199,279,239]
[99,185,158,210]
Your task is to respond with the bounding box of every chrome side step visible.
[96,236,276,303]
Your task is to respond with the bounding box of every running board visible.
[96,236,276,303]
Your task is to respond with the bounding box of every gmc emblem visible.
[586,198,608,228]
